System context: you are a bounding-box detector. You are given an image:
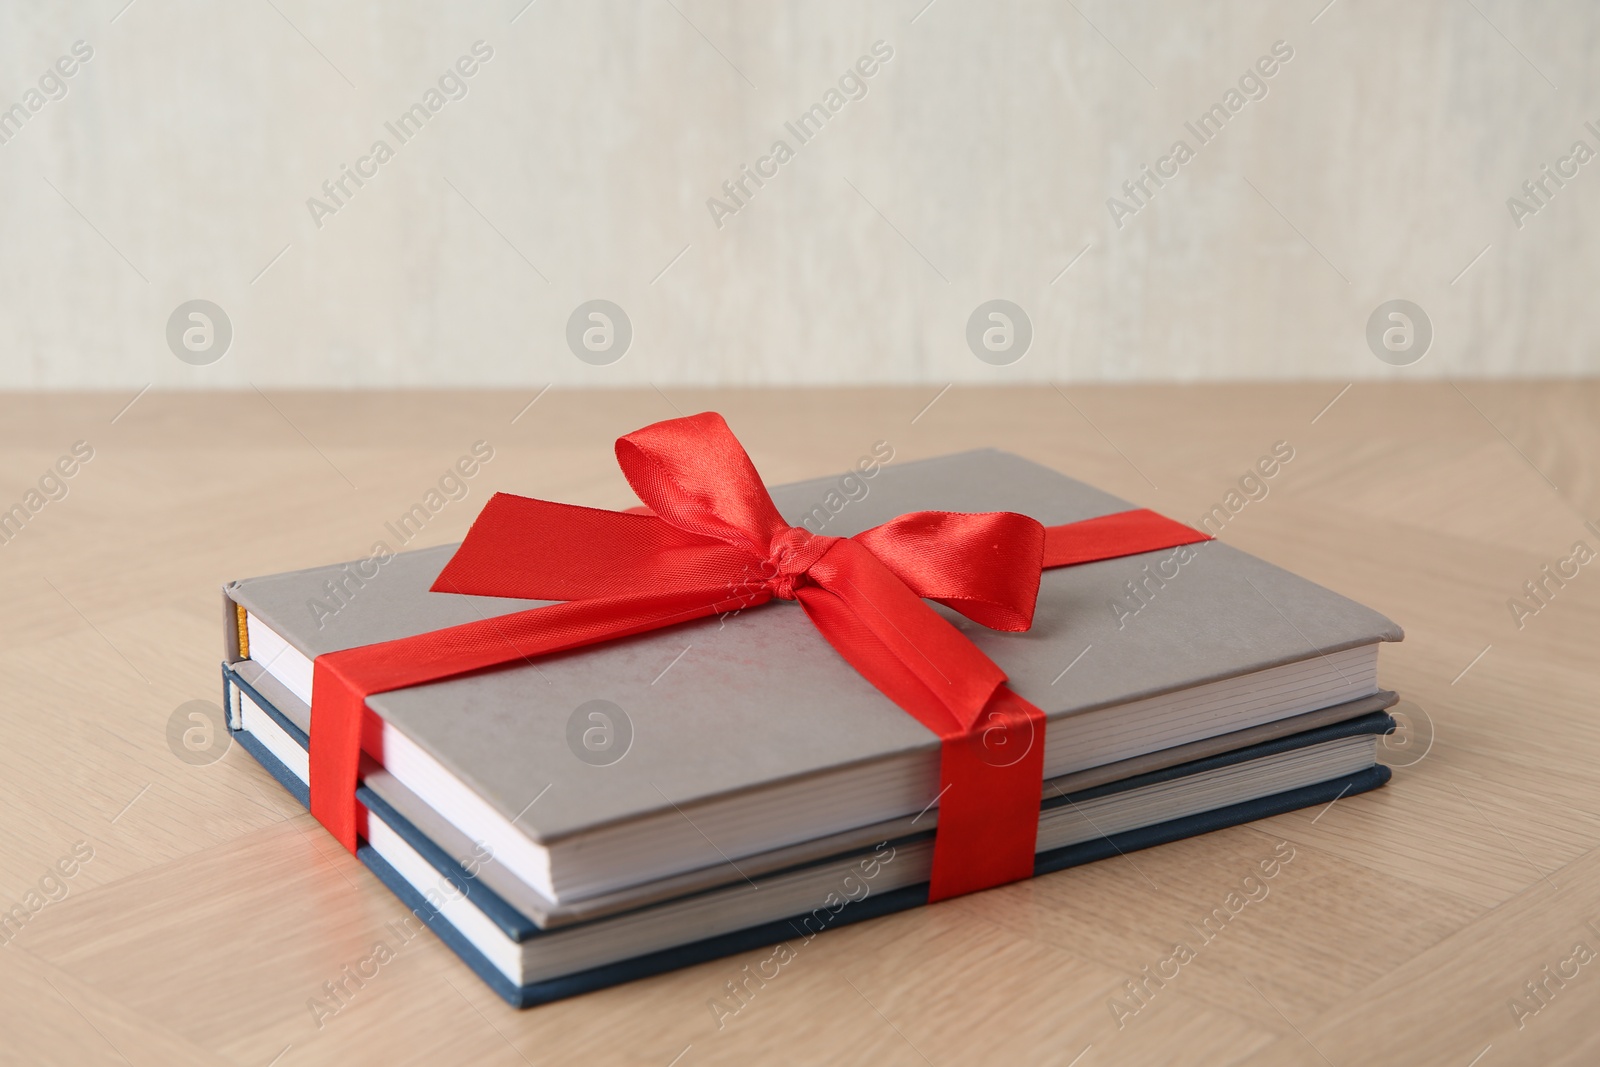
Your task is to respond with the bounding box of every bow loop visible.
[615,412,789,558]
[852,510,1046,631]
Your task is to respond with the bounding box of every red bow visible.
[309,413,1208,901]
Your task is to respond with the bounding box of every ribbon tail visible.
[792,587,957,734]
[796,540,1042,901]
[801,539,1006,732]
[796,580,1045,901]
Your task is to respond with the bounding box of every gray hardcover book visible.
[225,449,1401,904]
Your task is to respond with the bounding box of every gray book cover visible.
[225,449,1402,846]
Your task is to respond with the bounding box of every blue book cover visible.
[223,661,1391,1008]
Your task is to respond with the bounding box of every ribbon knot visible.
[762,526,834,599]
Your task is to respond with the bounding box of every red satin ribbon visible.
[308,413,1210,902]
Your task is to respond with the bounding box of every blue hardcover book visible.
[226,661,1391,1007]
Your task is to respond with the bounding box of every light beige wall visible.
[0,0,1595,388]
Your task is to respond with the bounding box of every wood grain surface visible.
[1,382,1596,1067]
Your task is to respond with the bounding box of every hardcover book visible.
[222,447,1402,1004]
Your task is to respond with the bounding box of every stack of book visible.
[222,448,1401,1006]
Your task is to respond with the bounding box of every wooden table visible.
[2,383,1597,1066]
